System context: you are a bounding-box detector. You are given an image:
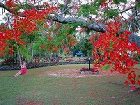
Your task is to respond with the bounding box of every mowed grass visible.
[0,64,140,105]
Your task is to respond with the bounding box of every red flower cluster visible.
[23,7,57,22]
[6,0,16,8]
[13,18,37,34]
[0,29,23,56]
[0,1,57,57]
[0,32,7,56]
[90,21,140,86]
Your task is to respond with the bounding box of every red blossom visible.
[13,18,37,34]
[1,1,58,57]
[6,0,16,8]
[91,21,140,86]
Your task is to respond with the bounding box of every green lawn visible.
[0,64,140,105]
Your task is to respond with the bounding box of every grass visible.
[0,64,140,105]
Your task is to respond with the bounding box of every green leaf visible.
[113,0,127,4]
[136,3,140,9]
[32,42,41,50]
[104,9,119,18]
[102,64,111,71]
[78,1,100,16]
[19,46,31,60]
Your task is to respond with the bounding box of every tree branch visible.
[120,6,135,14]
[120,1,140,14]
[50,14,106,32]
[61,0,71,14]
[0,2,12,13]
[129,33,140,47]
[0,2,105,32]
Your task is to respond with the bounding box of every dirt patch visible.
[39,68,120,78]
[16,97,44,105]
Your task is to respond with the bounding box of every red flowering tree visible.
[0,0,80,60]
[90,21,140,86]
[0,0,57,57]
